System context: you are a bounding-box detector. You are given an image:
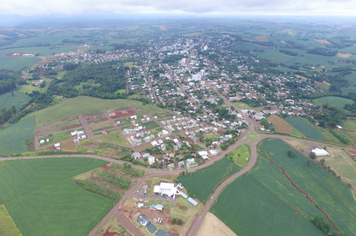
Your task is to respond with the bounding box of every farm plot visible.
[56,120,81,131]
[197,212,236,236]
[97,130,129,146]
[0,115,34,154]
[143,121,160,129]
[0,86,30,111]
[177,157,240,204]
[225,144,251,168]
[285,117,327,141]
[0,158,113,236]
[211,138,356,236]
[90,121,113,131]
[267,115,294,134]
[0,204,22,236]
[73,162,144,201]
[60,139,77,152]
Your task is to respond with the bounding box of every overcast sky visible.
[1,0,356,16]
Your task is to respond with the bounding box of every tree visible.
[287,149,295,157]
[320,159,325,165]
[177,219,182,225]
[172,218,177,224]
[309,152,316,159]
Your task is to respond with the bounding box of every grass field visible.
[0,116,34,154]
[0,56,41,70]
[30,96,164,127]
[97,130,129,146]
[285,117,327,141]
[0,158,113,236]
[177,157,241,204]
[0,204,22,236]
[0,87,30,112]
[211,138,356,236]
[313,96,354,111]
[267,115,294,134]
[247,134,257,140]
[225,144,251,168]
[318,147,356,187]
[143,121,160,129]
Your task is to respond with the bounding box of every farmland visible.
[225,144,251,168]
[285,117,327,141]
[267,115,294,134]
[0,116,34,155]
[177,157,240,204]
[211,139,356,236]
[0,205,22,236]
[197,212,236,236]
[0,87,30,112]
[31,96,164,127]
[0,158,113,236]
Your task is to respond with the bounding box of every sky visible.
[0,0,356,16]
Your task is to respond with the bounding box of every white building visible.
[312,148,330,157]
[153,182,178,199]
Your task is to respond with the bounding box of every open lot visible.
[0,204,22,236]
[177,157,241,204]
[0,158,113,236]
[197,212,236,236]
[267,114,294,134]
[31,96,164,127]
[94,216,131,236]
[211,138,356,236]
[97,130,129,146]
[0,116,34,155]
[314,39,332,45]
[285,117,327,141]
[225,144,251,168]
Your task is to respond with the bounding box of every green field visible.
[285,117,327,141]
[0,158,113,236]
[225,144,251,168]
[143,120,160,129]
[211,139,356,236]
[30,96,165,127]
[313,96,354,110]
[177,157,240,204]
[0,87,30,112]
[97,130,129,146]
[0,56,41,70]
[0,116,34,154]
[0,205,22,236]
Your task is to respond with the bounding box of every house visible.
[40,140,45,144]
[198,151,208,157]
[312,148,329,156]
[186,158,195,164]
[132,152,141,160]
[148,156,156,165]
[54,143,61,150]
[153,182,178,198]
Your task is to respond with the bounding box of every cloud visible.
[0,0,355,16]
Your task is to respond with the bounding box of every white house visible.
[148,156,156,165]
[153,182,178,199]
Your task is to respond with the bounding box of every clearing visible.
[97,130,129,146]
[177,157,240,204]
[317,147,356,187]
[285,117,327,141]
[30,96,164,127]
[267,115,294,134]
[197,212,236,236]
[94,216,131,236]
[314,39,332,45]
[313,96,354,111]
[0,158,113,236]
[336,53,352,58]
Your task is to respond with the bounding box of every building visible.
[132,152,141,160]
[312,148,330,156]
[153,182,178,199]
[187,197,198,206]
[137,215,149,226]
[148,156,156,165]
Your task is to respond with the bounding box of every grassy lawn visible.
[0,158,113,236]
[343,119,356,131]
[0,116,34,155]
[247,134,258,140]
[225,144,251,168]
[285,117,327,141]
[211,138,356,236]
[177,157,241,204]
[97,130,129,146]
[313,96,354,110]
[30,96,165,127]
[0,204,22,236]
